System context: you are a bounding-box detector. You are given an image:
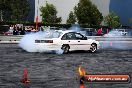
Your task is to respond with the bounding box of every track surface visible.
[0,44,132,88]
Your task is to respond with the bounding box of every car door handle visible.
[68,41,70,42]
[78,41,80,42]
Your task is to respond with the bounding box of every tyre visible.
[90,43,97,53]
[61,45,69,54]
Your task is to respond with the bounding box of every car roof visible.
[56,30,82,34]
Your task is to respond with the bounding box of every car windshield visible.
[44,31,62,38]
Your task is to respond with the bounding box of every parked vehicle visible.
[3,29,13,35]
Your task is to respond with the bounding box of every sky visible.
[35,0,110,23]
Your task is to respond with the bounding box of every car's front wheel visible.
[61,45,69,54]
[90,43,97,53]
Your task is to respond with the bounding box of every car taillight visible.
[43,40,53,43]
[35,40,40,43]
[47,40,53,43]
[35,40,53,43]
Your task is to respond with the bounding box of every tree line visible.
[39,0,121,28]
[0,0,30,22]
[0,0,121,28]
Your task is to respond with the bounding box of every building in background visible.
[34,0,110,23]
[109,0,132,26]
[27,0,132,26]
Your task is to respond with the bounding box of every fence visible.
[0,35,132,44]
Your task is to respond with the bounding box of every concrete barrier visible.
[0,35,22,43]
[87,36,132,41]
[0,35,132,44]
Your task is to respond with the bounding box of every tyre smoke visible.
[18,31,64,54]
[101,29,131,50]
[18,24,84,54]
[69,24,87,36]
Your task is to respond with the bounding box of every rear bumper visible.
[35,43,62,51]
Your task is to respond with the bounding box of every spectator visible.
[97,28,103,36]
[9,25,14,30]
[17,26,21,35]
[9,25,14,33]
[20,26,25,35]
[13,27,18,35]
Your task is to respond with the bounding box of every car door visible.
[61,32,79,50]
[74,33,91,50]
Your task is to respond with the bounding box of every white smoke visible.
[104,29,123,37]
[19,32,46,52]
[69,24,88,36]
[70,24,81,31]
[101,29,129,50]
[18,24,87,54]
[19,31,64,54]
[55,49,64,55]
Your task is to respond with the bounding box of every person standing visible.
[97,28,103,36]
[13,27,18,35]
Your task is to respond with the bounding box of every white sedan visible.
[35,30,100,53]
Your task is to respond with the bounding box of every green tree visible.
[0,0,30,22]
[11,0,30,21]
[74,0,103,26]
[67,11,76,24]
[40,2,61,24]
[104,12,120,28]
[0,0,12,21]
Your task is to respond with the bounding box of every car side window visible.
[61,33,76,40]
[75,33,84,40]
[61,34,67,40]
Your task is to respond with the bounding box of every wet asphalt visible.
[0,44,132,88]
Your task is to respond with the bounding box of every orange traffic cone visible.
[21,68,30,84]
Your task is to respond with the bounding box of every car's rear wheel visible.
[61,45,69,54]
[90,43,97,53]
